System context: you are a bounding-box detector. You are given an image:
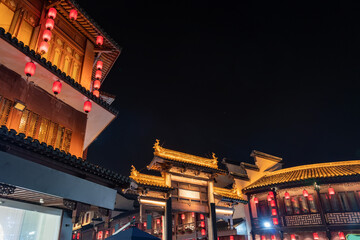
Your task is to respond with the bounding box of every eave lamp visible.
[42,29,52,42]
[48,7,57,19]
[93,90,100,98]
[339,232,345,240]
[93,80,101,90]
[328,186,335,195]
[181,213,185,220]
[96,60,103,70]
[52,80,62,95]
[230,236,234,240]
[95,70,102,80]
[291,234,296,240]
[69,9,78,20]
[271,236,276,240]
[45,18,54,30]
[303,189,309,197]
[39,41,49,54]
[201,229,206,236]
[83,100,92,113]
[272,218,278,225]
[313,233,319,240]
[24,61,36,77]
[96,35,103,46]
[284,192,290,200]
[253,197,259,204]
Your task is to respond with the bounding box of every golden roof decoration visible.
[153,139,218,169]
[130,165,170,188]
[214,183,247,202]
[243,160,360,191]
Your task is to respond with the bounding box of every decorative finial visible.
[130,165,138,177]
[153,139,161,152]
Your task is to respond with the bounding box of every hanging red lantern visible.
[291,235,296,240]
[45,18,54,30]
[201,229,206,236]
[52,80,62,95]
[200,221,205,228]
[271,209,277,216]
[270,200,276,207]
[96,35,103,46]
[308,195,314,201]
[77,232,80,240]
[339,232,345,240]
[39,41,49,54]
[83,100,92,113]
[69,9,78,20]
[267,195,272,202]
[181,214,185,220]
[254,197,258,204]
[272,218,278,225]
[72,234,76,240]
[93,90,100,98]
[95,70,102,80]
[303,189,309,197]
[268,191,274,198]
[24,61,36,77]
[313,233,319,240]
[93,80,101,90]
[42,29,52,42]
[96,60,103,70]
[200,214,204,220]
[328,187,335,195]
[192,212,195,218]
[143,222,147,228]
[157,219,160,225]
[97,231,103,239]
[261,236,266,240]
[48,8,57,19]
[230,236,234,240]
[284,192,290,200]
[271,235,276,240]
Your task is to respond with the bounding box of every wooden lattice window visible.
[18,109,39,138]
[0,96,12,126]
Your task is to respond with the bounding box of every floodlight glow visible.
[264,221,271,228]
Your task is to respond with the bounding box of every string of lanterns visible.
[260,232,345,240]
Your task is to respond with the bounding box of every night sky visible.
[78,1,360,176]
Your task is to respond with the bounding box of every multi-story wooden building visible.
[0,0,129,239]
[242,160,360,240]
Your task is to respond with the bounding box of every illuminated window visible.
[0,2,14,32]
[17,20,33,46]
[0,97,13,126]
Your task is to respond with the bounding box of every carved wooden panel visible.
[326,212,360,224]
[285,214,322,226]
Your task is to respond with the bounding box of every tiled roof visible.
[0,126,129,187]
[130,165,172,189]
[0,28,118,115]
[243,160,360,192]
[152,139,220,170]
[214,185,247,203]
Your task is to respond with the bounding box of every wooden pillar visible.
[246,194,255,240]
[165,197,172,240]
[208,181,217,240]
[315,184,331,240]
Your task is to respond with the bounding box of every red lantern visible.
[271,236,276,240]
[24,61,36,77]
[291,235,296,240]
[93,90,100,98]
[271,209,277,216]
[270,200,276,207]
[143,222,147,227]
[45,18,54,30]
[261,236,266,240]
[268,191,274,198]
[39,41,49,54]
[77,232,80,240]
[83,100,92,113]
[181,214,185,220]
[200,221,205,228]
[93,80,101,90]
[267,195,272,202]
[308,195,314,201]
[254,197,258,204]
[95,70,102,80]
[272,218,278,225]
[201,229,206,236]
[96,36,103,46]
[328,187,335,195]
[303,189,309,197]
[52,80,62,95]
[313,233,319,240]
[42,29,52,42]
[339,232,345,240]
[157,219,160,224]
[285,192,290,200]
[69,9,78,20]
[230,236,234,240]
[96,60,103,70]
[48,7,57,19]
[97,231,103,239]
[200,214,204,220]
[72,234,76,240]
[192,212,195,218]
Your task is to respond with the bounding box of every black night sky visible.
[78,1,360,176]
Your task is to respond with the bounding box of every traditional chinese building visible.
[0,0,129,239]
[242,160,360,240]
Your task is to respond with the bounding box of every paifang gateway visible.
[0,0,360,239]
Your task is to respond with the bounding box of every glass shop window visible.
[0,2,15,32]
[0,96,13,126]
[18,109,72,152]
